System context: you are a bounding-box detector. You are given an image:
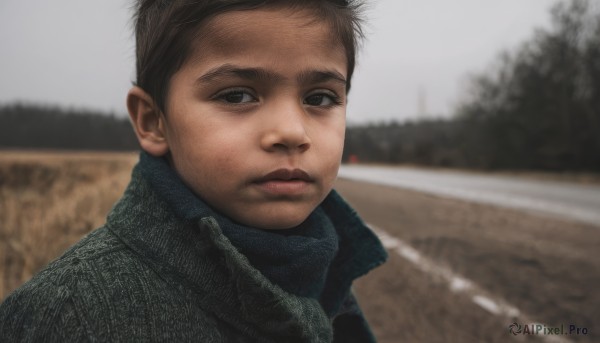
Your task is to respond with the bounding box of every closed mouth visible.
[254,168,313,183]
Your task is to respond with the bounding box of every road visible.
[338,165,600,226]
[334,177,600,343]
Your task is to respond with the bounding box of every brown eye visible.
[215,89,257,104]
[305,94,326,106]
[304,93,340,106]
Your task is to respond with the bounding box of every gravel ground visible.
[335,178,599,343]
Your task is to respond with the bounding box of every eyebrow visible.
[297,69,347,86]
[196,64,347,86]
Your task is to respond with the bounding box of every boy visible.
[0,0,387,342]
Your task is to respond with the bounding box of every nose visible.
[260,101,311,153]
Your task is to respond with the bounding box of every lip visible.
[254,168,313,183]
[252,168,314,196]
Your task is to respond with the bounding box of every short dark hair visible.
[132,0,366,113]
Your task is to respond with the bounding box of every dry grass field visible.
[1,150,597,342]
[0,150,137,299]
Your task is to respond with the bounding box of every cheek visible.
[165,124,220,182]
[321,118,346,156]
[187,129,251,184]
[317,120,345,178]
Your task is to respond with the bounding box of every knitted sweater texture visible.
[0,162,387,342]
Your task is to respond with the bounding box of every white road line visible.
[369,223,573,343]
[472,295,502,315]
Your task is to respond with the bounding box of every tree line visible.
[0,103,138,151]
[345,0,600,172]
[1,0,598,172]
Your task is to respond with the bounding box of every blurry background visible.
[1,0,599,171]
[1,1,599,342]
[0,0,556,122]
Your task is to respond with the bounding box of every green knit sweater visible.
[0,163,386,342]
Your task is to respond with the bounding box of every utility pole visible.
[418,86,427,119]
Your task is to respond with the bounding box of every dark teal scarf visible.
[138,151,387,316]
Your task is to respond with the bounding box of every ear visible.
[127,86,169,156]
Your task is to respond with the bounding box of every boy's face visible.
[162,7,347,229]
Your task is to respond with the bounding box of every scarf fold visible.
[138,152,339,299]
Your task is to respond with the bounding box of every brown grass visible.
[0,150,137,300]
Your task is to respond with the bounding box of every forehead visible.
[181,7,347,77]
[203,7,336,45]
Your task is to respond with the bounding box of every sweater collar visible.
[107,152,387,332]
[137,151,340,300]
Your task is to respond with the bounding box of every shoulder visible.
[0,226,128,342]
[0,271,89,342]
[1,226,224,342]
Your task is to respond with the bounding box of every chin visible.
[225,203,318,230]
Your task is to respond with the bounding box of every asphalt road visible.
[338,165,600,226]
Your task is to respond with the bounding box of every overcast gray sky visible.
[0,0,556,124]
